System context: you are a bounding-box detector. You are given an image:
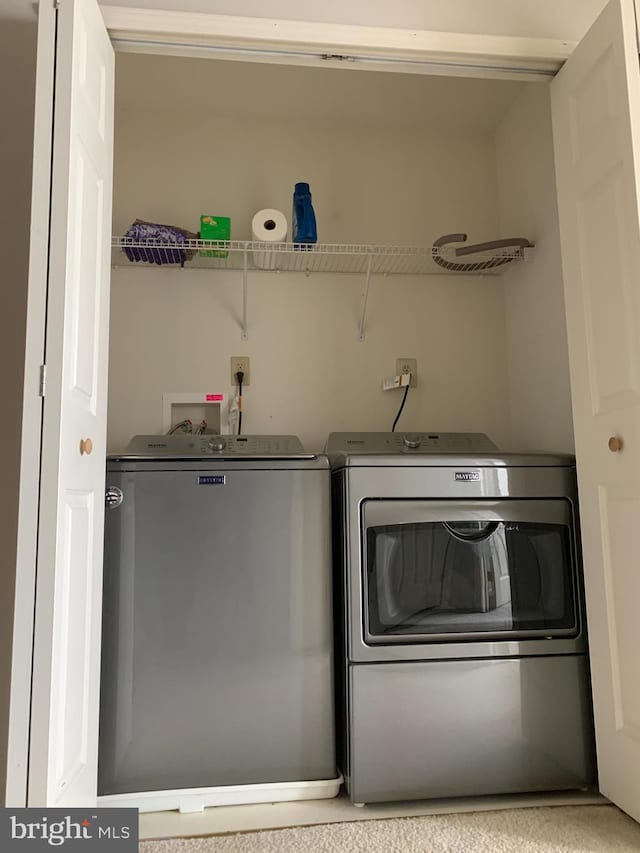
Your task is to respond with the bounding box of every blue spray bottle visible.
[292,182,317,248]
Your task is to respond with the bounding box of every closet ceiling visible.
[115,52,529,133]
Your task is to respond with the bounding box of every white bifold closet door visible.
[28,0,113,806]
[552,0,640,823]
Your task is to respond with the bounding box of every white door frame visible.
[101,5,573,81]
[6,0,56,808]
[9,0,580,808]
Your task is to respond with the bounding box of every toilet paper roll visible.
[251,208,288,269]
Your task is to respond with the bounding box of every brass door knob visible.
[608,436,623,453]
[80,438,93,456]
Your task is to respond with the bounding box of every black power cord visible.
[391,384,410,432]
[235,371,244,435]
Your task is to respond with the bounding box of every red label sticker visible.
[205,394,224,401]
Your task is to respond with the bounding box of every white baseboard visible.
[98,775,343,814]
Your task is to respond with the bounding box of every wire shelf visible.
[111,237,533,275]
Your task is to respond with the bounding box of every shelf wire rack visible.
[111,237,533,340]
[111,238,532,275]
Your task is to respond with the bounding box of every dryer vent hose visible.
[432,233,534,272]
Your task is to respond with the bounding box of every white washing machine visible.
[328,431,597,805]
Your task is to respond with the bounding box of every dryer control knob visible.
[403,434,421,449]
[208,437,227,452]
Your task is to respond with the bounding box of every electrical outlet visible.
[396,358,417,388]
[231,356,251,386]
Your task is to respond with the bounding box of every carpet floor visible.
[139,804,640,852]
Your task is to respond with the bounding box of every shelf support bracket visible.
[358,253,374,342]
[241,244,249,340]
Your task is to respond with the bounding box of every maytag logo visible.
[198,475,226,485]
[3,809,138,850]
[455,471,481,481]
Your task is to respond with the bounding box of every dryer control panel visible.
[325,432,499,454]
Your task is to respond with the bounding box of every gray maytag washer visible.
[98,435,337,806]
[328,431,597,805]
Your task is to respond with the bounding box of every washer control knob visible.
[208,437,227,452]
[403,434,421,449]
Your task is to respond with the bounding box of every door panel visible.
[349,658,596,804]
[598,485,640,739]
[70,154,104,406]
[55,491,94,788]
[579,160,640,413]
[552,0,640,820]
[29,0,113,806]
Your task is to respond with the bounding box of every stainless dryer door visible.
[357,499,584,660]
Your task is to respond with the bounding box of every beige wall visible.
[108,64,513,452]
[109,272,512,452]
[496,84,575,453]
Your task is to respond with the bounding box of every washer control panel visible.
[326,432,499,454]
[124,434,305,457]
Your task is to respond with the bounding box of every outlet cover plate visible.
[396,358,417,388]
[231,356,250,385]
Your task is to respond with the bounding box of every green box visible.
[200,215,231,257]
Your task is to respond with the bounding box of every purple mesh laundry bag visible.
[122,219,197,267]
